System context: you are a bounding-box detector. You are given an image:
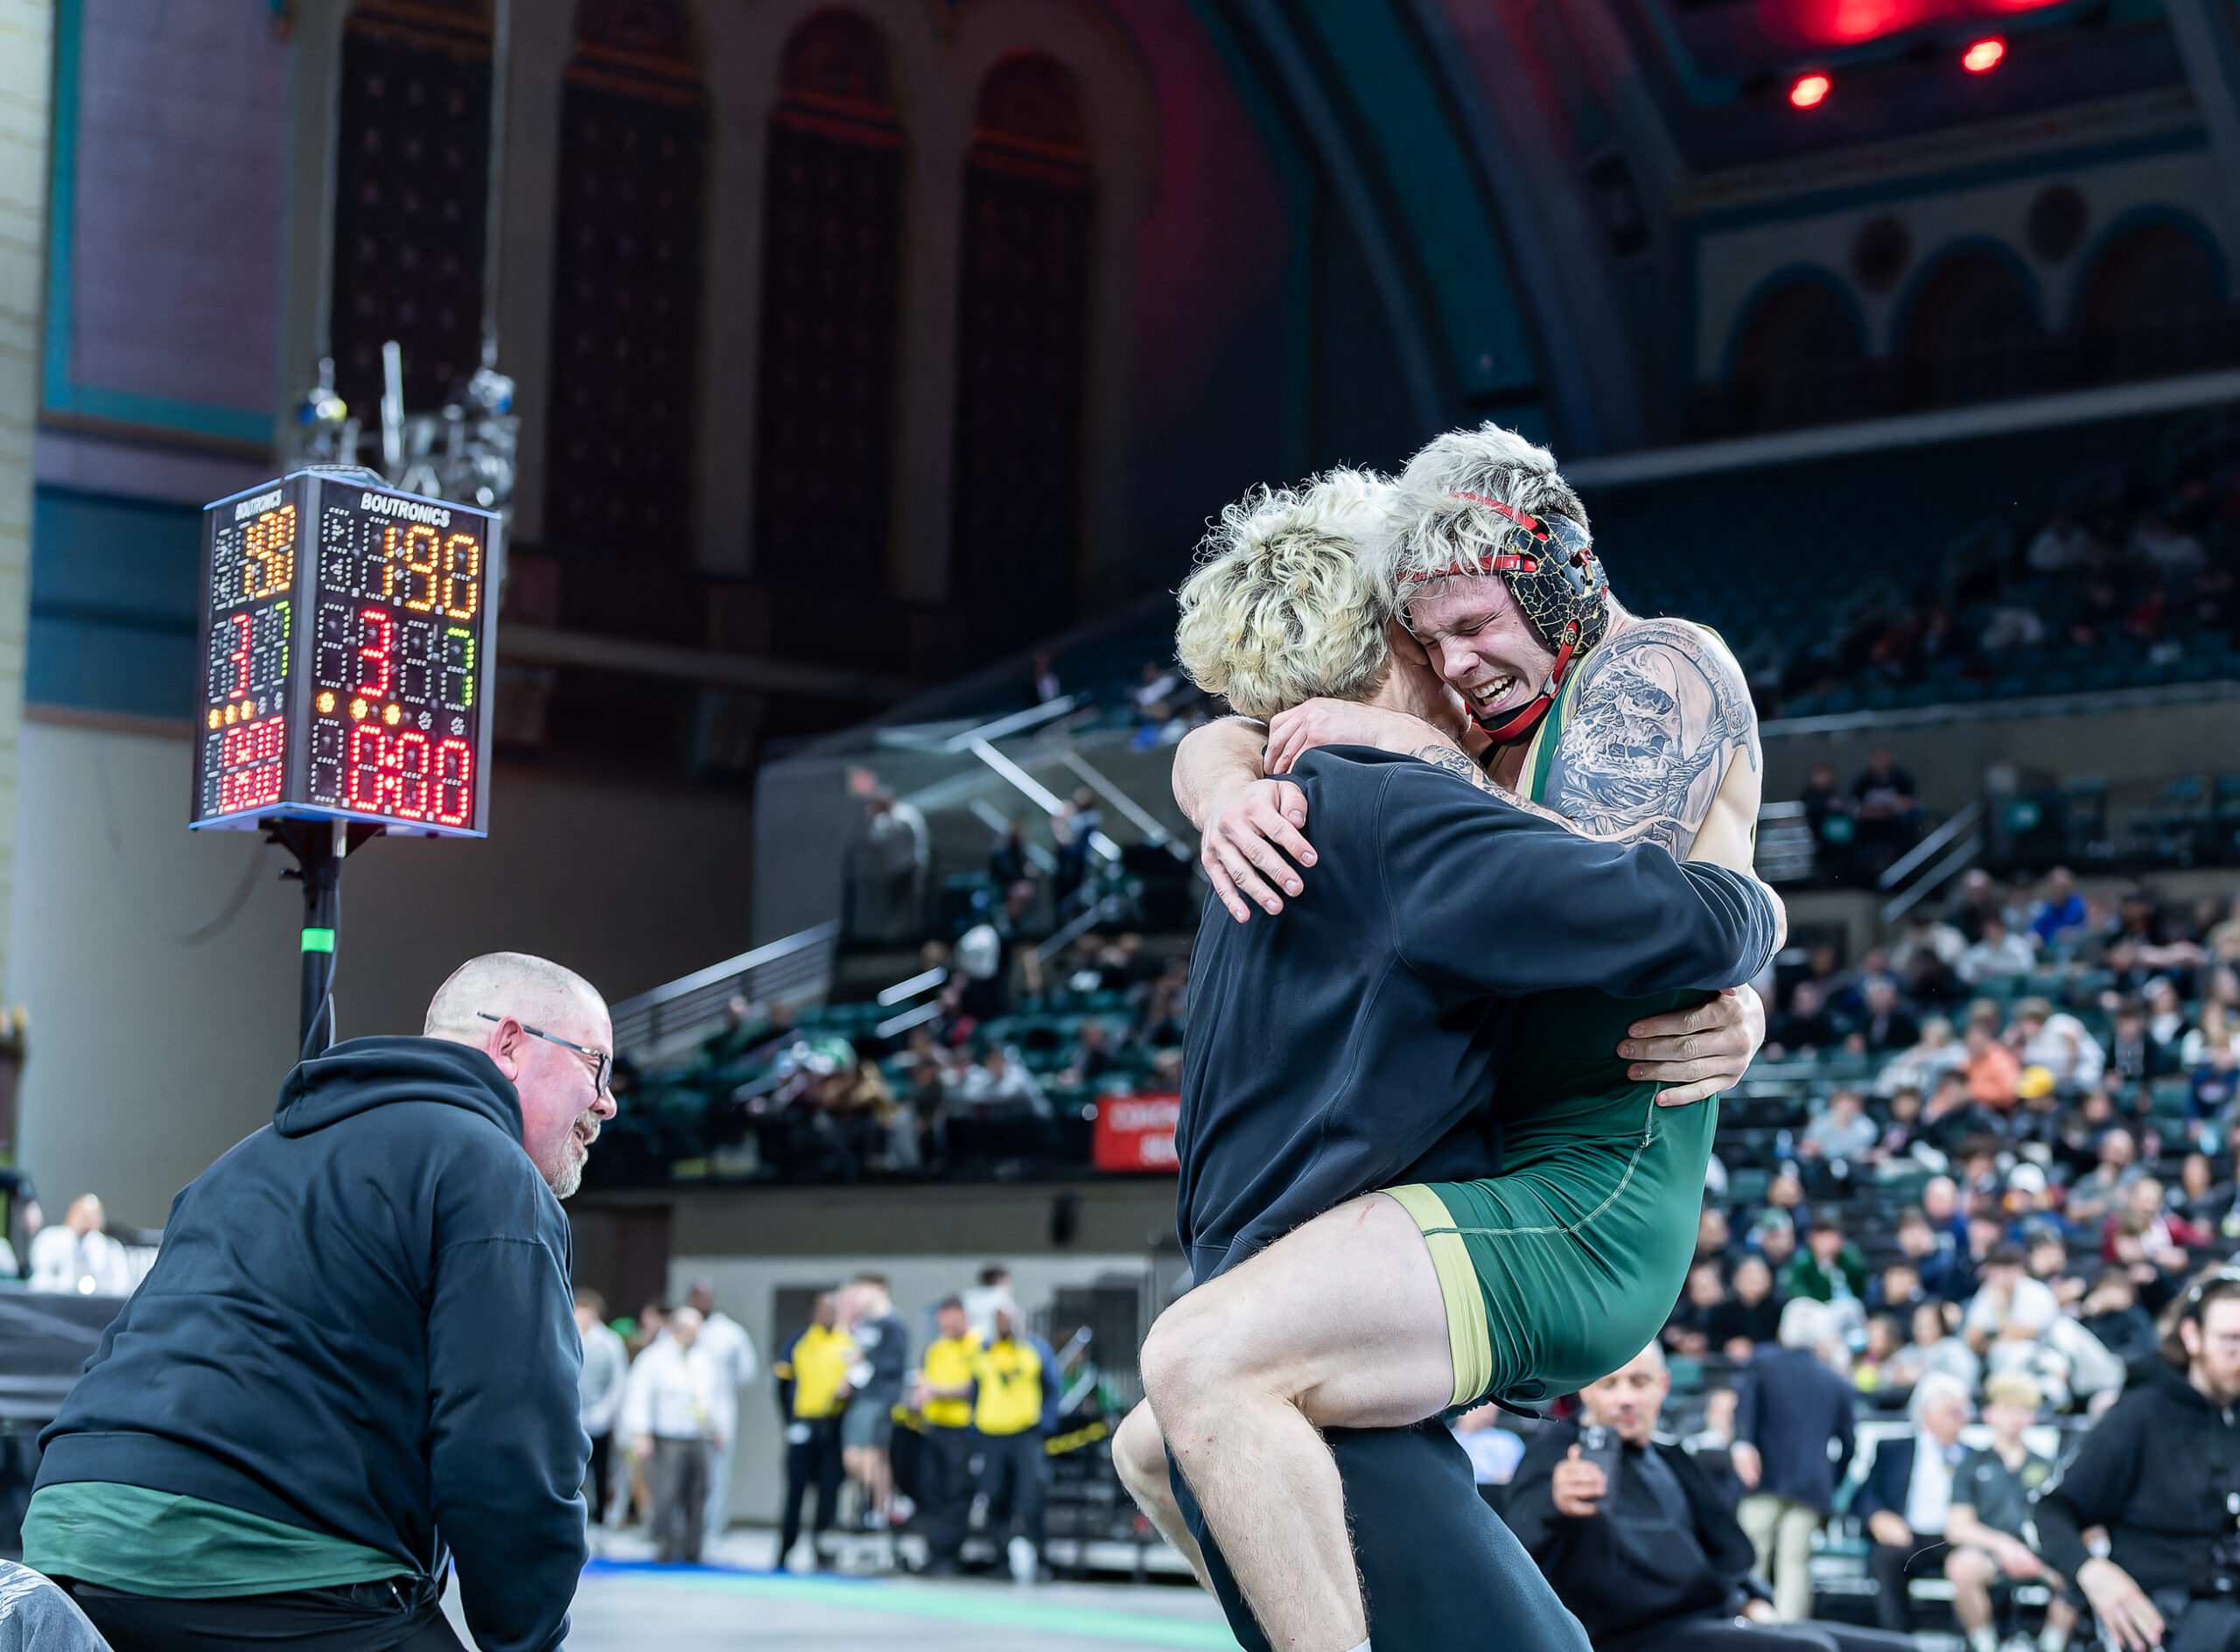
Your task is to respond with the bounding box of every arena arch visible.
[1894,241,2045,410]
[2075,212,2230,386]
[1721,269,1867,434]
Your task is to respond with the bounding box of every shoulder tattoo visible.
[1409,744,1569,825]
[1542,620,1759,856]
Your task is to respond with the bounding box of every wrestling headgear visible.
[1402,491,1609,746]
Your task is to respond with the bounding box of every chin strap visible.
[1471,620,1580,747]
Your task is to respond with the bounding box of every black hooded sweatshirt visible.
[1177,746,1778,1283]
[2034,1361,2240,1598]
[35,1037,585,1652]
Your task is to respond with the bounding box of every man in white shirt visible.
[2009,997,2104,1092]
[1856,1372,1970,1632]
[27,1195,131,1297]
[575,1288,630,1527]
[621,1306,733,1564]
[1956,918,2036,986]
[684,1280,758,1543]
[1962,1245,2060,1354]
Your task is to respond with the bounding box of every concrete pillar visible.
[0,0,52,1000]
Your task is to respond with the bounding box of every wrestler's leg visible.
[1139,1194,1452,1652]
[1111,1400,1214,1591]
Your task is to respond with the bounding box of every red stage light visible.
[1961,36,2005,71]
[1789,72,1832,107]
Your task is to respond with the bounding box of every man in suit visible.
[1508,1341,1911,1651]
[1734,1299,1857,1621]
[1853,1370,1972,1634]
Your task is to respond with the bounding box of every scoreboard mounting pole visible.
[192,466,501,1063]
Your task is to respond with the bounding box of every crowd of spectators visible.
[1764,455,2240,719]
[1464,866,2240,1643]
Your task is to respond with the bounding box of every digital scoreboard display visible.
[193,472,500,837]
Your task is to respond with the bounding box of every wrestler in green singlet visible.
[1383,632,1726,1408]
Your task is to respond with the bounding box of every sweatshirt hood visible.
[274,1035,522,1140]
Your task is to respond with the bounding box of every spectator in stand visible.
[1947,868,2009,944]
[1923,1069,2001,1155]
[1785,1216,1869,1307]
[1767,980,1842,1057]
[1963,1024,2023,1112]
[1799,1090,1878,1164]
[1856,979,1920,1055]
[1879,1017,1965,1098]
[27,1195,130,1297]
[1873,1088,1927,1162]
[2146,974,2193,1053]
[1754,1210,1800,1279]
[1884,1301,1983,1394]
[2108,998,2181,1093]
[1891,915,1969,1004]
[624,1306,732,1566]
[1050,788,1102,913]
[1871,1261,1925,1318]
[1709,1255,1783,1361]
[2077,1267,2160,1374]
[1850,750,1922,853]
[1942,1371,2075,1652]
[2028,868,2088,949]
[2175,1151,2233,1231]
[1734,1300,1857,1621]
[1028,650,1061,707]
[1923,1174,1970,1249]
[2068,1128,2144,1226]
[2009,997,2106,1094]
[1855,1315,1906,1395]
[773,1292,855,1572]
[1957,916,2037,986]
[988,819,1035,890]
[1964,1246,2059,1360]
[2184,1000,2240,1115]
[1665,1259,1730,1357]
[575,1289,629,1528]
[1854,1371,1972,1633]
[955,1046,1050,1117]
[1507,1342,1912,1652]
[1800,763,1846,845]
[855,789,929,947]
[1697,1207,1733,1267]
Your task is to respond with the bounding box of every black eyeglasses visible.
[478,1013,612,1097]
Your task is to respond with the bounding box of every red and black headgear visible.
[1401,492,1609,747]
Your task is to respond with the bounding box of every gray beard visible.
[543,1113,594,1200]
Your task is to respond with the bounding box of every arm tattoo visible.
[1541,619,1759,857]
[1409,744,1573,828]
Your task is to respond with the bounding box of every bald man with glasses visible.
[25,953,616,1652]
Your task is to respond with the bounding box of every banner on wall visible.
[1092,1093,1179,1172]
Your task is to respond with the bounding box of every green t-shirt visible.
[22,1482,410,1598]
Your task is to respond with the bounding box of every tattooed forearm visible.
[1542,620,1759,857]
[1410,746,1574,829]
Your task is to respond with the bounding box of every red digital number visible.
[216,714,285,813]
[228,613,252,699]
[357,608,393,697]
[346,725,473,827]
[435,737,473,826]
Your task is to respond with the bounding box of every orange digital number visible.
[384,523,441,612]
[243,506,297,600]
[441,533,480,621]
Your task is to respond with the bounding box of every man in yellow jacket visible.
[974,1301,1049,1582]
[773,1292,857,1571]
[911,1297,982,1575]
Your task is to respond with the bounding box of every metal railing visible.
[1879,800,1986,925]
[610,921,840,1060]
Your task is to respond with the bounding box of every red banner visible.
[1093,1092,1180,1172]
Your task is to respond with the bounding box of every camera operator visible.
[2034,1268,2240,1651]
[1507,1341,1913,1652]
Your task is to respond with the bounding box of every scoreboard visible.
[192,472,500,837]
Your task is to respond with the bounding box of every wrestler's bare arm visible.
[1541,619,1760,867]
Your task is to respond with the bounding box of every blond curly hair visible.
[1174,470,1393,720]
